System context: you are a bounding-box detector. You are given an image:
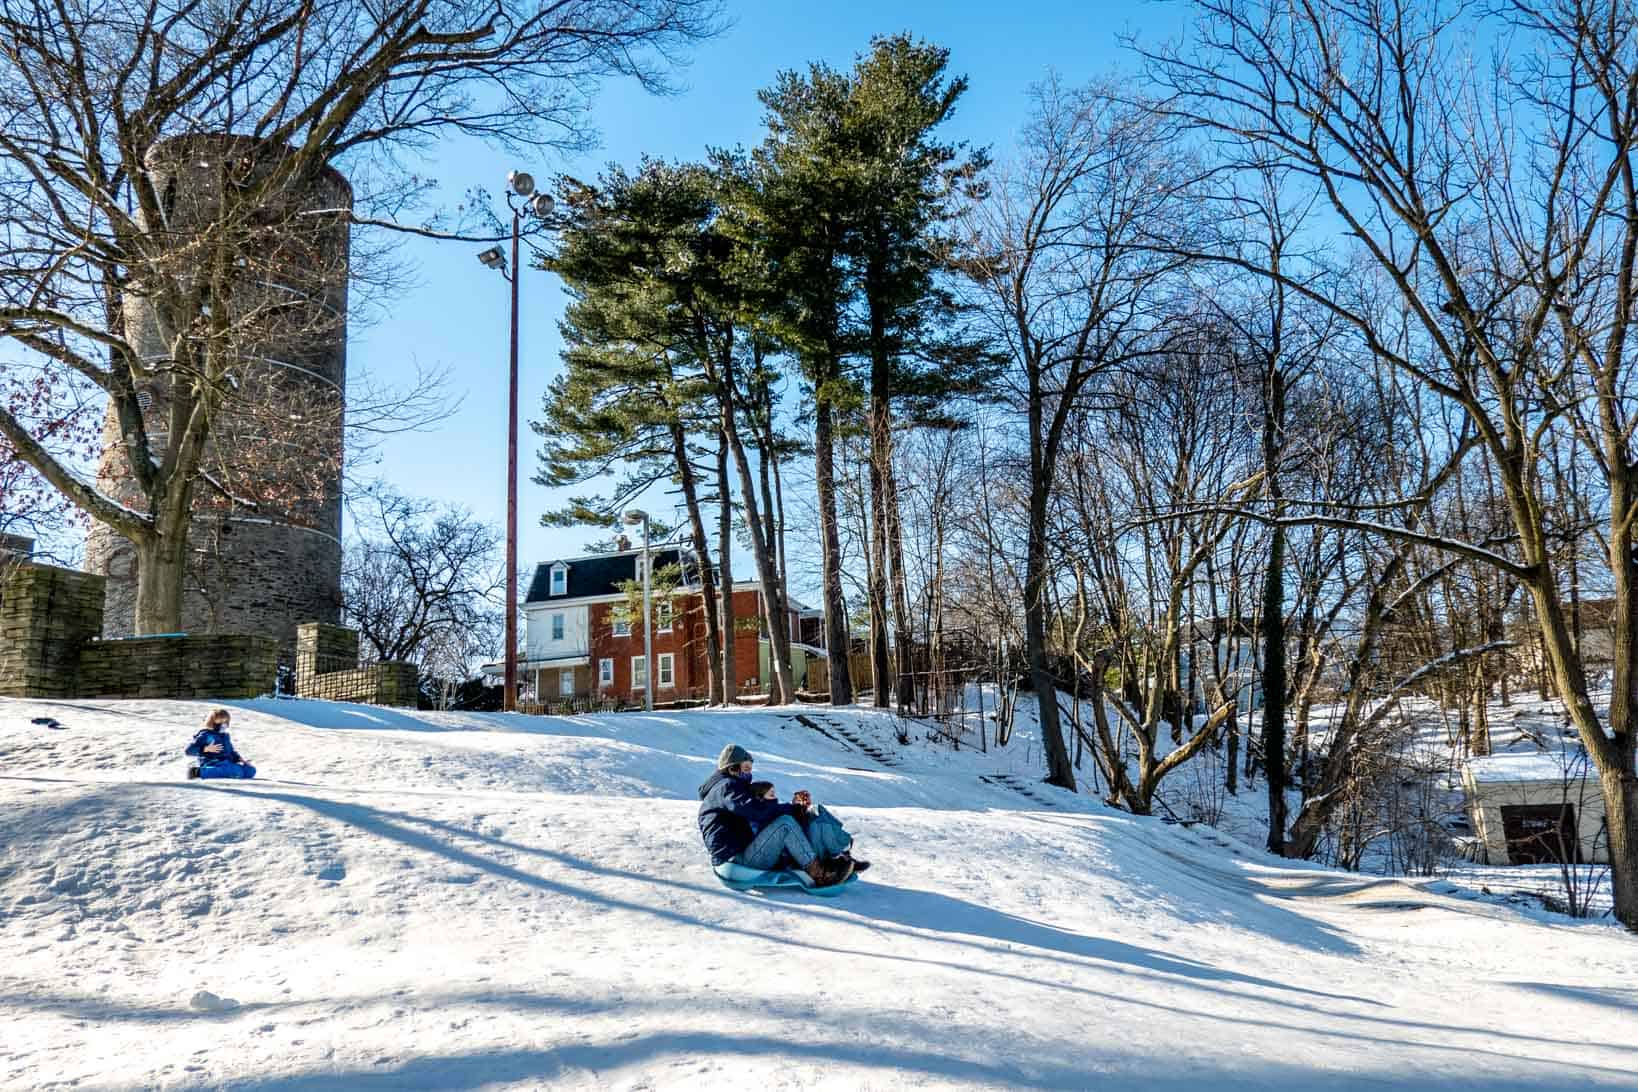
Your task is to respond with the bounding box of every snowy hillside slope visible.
[3,695,1636,1090]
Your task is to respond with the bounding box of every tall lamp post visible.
[624,509,654,712]
[477,169,554,712]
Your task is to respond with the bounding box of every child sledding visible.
[185,708,256,780]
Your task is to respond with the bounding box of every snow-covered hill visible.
[3,695,1635,1090]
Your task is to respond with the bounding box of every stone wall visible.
[296,662,419,706]
[294,622,418,707]
[0,564,106,698]
[295,621,359,678]
[0,583,402,706]
[77,634,281,700]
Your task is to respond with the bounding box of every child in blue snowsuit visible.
[186,708,256,780]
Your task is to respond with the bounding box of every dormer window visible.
[550,564,567,596]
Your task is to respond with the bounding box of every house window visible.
[658,653,674,687]
[599,658,613,687]
[632,655,647,689]
[551,613,565,641]
[550,566,566,596]
[657,601,673,632]
[613,617,630,637]
[559,669,575,697]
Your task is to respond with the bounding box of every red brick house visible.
[511,547,825,705]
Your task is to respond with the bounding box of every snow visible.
[3,694,1637,1090]
[1466,748,1592,784]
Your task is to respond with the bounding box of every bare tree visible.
[963,78,1195,789]
[0,364,96,558]
[1070,322,1256,813]
[1146,0,1638,928]
[0,0,721,634]
[341,485,504,681]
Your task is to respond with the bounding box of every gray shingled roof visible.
[524,547,692,604]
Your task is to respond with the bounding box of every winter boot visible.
[186,766,201,780]
[803,855,852,888]
[838,852,870,874]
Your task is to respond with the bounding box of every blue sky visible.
[351,1,1183,580]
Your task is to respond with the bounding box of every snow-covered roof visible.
[1465,749,1594,784]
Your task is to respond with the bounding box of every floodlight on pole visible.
[624,509,654,713]
[507,170,535,197]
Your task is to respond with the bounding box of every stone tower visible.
[85,135,351,648]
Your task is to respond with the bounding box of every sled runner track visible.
[978,773,1057,808]
[791,714,903,768]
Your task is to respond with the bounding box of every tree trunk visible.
[814,393,853,704]
[866,260,894,710]
[774,443,789,663]
[1262,524,1288,854]
[1513,436,1636,928]
[132,482,197,634]
[1472,669,1492,756]
[1025,470,1076,791]
[133,528,189,635]
[1602,762,1638,933]
[671,423,722,705]
[1261,357,1289,855]
[932,503,946,718]
[885,446,916,712]
[752,387,789,700]
[717,382,794,705]
[717,431,737,705]
[867,427,891,708]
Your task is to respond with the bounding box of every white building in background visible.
[1463,748,1608,865]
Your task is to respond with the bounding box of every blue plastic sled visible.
[714,861,859,897]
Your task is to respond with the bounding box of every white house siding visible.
[525,604,589,662]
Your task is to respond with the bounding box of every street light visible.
[477,169,555,712]
[624,509,654,713]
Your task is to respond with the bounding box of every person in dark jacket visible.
[186,708,256,780]
[697,744,852,887]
